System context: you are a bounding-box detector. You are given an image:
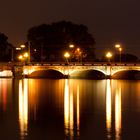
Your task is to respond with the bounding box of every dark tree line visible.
[27,21,96,62]
[101,53,139,62]
[0,33,13,61]
[0,21,139,63]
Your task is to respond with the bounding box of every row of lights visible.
[106,44,123,62]
[18,43,79,63]
[17,43,122,63]
[17,44,75,63]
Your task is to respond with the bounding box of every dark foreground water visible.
[0,78,140,140]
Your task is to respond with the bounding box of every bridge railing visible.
[22,62,140,66]
[0,62,140,67]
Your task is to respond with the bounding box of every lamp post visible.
[18,55,23,61]
[118,47,122,63]
[69,44,75,61]
[115,44,122,63]
[115,44,120,49]
[106,52,112,63]
[28,42,31,63]
[64,52,70,65]
[20,45,26,49]
[20,43,30,63]
[69,44,74,48]
[23,52,29,58]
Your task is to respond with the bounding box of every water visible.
[0,78,140,140]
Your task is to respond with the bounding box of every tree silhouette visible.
[0,33,13,61]
[101,53,139,62]
[114,53,139,62]
[27,21,95,62]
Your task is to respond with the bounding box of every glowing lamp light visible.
[119,47,122,52]
[77,48,80,52]
[16,47,22,50]
[23,52,29,58]
[106,52,112,63]
[18,55,23,60]
[64,52,70,58]
[69,44,74,48]
[106,52,112,58]
[115,44,123,63]
[20,45,26,48]
[115,44,121,48]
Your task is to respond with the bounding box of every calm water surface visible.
[0,78,140,140]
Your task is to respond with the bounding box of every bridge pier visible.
[105,75,111,79]
[63,75,69,79]
[12,65,23,78]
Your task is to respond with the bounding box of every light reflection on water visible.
[0,79,140,140]
[0,79,12,112]
[18,79,28,140]
[106,79,112,139]
[106,80,122,140]
[64,79,80,140]
[115,81,122,140]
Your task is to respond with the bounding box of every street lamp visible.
[23,52,29,58]
[106,52,112,62]
[119,47,122,63]
[69,44,74,48]
[115,44,121,49]
[18,52,29,64]
[20,43,31,63]
[115,44,122,63]
[64,52,70,64]
[69,44,74,60]
[18,55,23,61]
[20,45,26,48]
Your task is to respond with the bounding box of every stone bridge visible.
[22,62,140,78]
[0,62,140,78]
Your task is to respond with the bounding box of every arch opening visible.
[112,70,140,79]
[70,70,105,79]
[27,69,64,78]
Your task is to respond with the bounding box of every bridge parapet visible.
[111,65,140,75]
[0,62,139,78]
[22,63,140,78]
[22,65,112,77]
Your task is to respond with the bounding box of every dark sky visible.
[0,0,140,58]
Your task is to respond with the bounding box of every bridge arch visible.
[22,64,140,79]
[69,69,106,79]
[26,69,65,78]
[112,70,140,79]
[23,66,65,75]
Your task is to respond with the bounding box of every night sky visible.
[0,0,140,58]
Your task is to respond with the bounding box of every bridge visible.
[0,62,140,79]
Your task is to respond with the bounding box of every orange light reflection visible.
[19,79,28,139]
[106,79,112,139]
[64,79,70,135]
[115,85,122,140]
[64,79,80,139]
[77,85,80,136]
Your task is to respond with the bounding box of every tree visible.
[114,53,139,62]
[0,33,13,61]
[27,21,95,62]
[101,53,139,62]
